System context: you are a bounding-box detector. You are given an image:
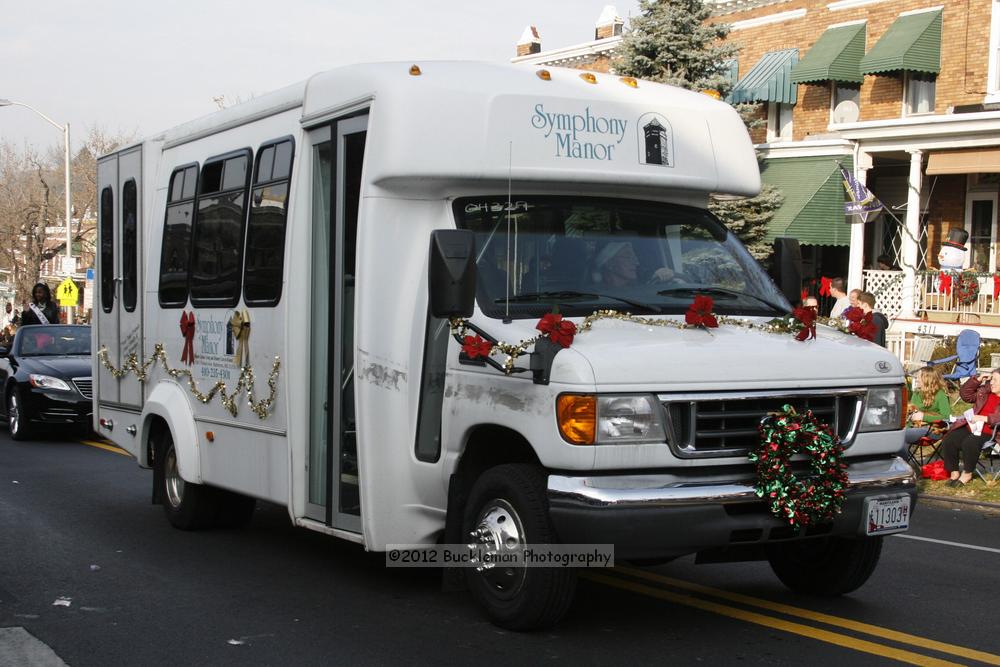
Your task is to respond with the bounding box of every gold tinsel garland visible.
[450,310,853,376]
[97,344,280,419]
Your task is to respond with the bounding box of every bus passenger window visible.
[158,165,198,308]
[190,150,252,308]
[122,179,138,312]
[243,138,294,306]
[100,186,114,313]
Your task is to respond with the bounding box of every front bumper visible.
[25,387,92,425]
[548,456,916,560]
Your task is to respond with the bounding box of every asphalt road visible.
[1,432,998,666]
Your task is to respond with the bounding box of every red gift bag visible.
[921,460,948,481]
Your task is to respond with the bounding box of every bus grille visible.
[661,391,864,458]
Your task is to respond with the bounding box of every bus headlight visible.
[859,386,905,432]
[557,394,666,445]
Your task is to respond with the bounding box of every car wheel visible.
[8,388,33,441]
[767,535,883,596]
[158,429,219,530]
[462,464,577,630]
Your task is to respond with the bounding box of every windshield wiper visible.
[656,286,788,314]
[496,290,658,312]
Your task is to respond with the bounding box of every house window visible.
[988,0,1000,98]
[904,72,935,116]
[766,102,793,142]
[830,83,861,123]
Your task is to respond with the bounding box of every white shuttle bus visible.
[95,62,915,629]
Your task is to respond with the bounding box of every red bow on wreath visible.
[792,306,817,341]
[685,295,718,328]
[819,277,832,297]
[536,312,577,348]
[179,310,196,365]
[939,271,953,295]
[462,334,493,359]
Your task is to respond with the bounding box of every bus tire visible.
[767,535,883,596]
[157,430,218,530]
[462,464,576,630]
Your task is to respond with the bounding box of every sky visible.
[1,0,641,153]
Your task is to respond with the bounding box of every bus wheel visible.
[158,431,218,530]
[767,535,883,596]
[462,464,576,630]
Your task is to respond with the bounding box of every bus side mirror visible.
[772,237,803,306]
[429,230,477,318]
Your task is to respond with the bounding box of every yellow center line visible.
[586,573,963,667]
[615,565,1000,666]
[78,440,131,458]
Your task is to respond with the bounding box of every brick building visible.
[517,1,1000,347]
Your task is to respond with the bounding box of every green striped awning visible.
[760,156,854,246]
[860,10,942,75]
[730,49,799,104]
[791,23,866,84]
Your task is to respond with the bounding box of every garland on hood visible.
[453,297,875,375]
[750,405,849,529]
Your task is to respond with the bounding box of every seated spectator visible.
[938,369,1000,486]
[905,366,951,446]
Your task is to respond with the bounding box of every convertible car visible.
[0,325,92,440]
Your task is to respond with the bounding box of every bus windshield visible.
[453,196,790,319]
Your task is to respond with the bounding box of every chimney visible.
[595,5,624,40]
[516,25,541,57]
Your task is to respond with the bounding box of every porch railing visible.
[862,270,1000,322]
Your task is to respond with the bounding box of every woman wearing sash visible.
[20,283,60,326]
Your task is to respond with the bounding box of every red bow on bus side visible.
[180,311,195,365]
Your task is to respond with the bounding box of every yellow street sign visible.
[57,278,79,307]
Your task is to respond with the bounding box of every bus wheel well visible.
[443,425,542,577]
[145,415,170,505]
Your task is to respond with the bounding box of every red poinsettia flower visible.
[462,334,493,359]
[536,312,577,348]
[685,295,718,328]
[843,307,863,323]
[792,306,817,341]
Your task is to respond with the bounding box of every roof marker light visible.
[701,89,722,100]
[620,76,638,88]
[536,69,552,81]
[409,65,422,76]
[579,72,598,84]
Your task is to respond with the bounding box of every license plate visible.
[864,495,911,536]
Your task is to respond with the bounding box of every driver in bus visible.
[592,241,679,287]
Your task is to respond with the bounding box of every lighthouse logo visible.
[637,113,674,168]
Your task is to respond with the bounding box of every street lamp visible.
[0,99,74,324]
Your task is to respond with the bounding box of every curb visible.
[919,493,1000,510]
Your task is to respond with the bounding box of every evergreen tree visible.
[616,0,784,261]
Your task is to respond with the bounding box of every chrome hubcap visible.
[9,394,18,434]
[468,498,527,599]
[164,448,184,509]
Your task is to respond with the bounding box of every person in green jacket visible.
[906,366,952,447]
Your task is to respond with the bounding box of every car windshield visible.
[16,326,91,356]
[453,196,790,319]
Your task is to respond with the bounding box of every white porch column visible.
[847,156,871,292]
[900,149,924,319]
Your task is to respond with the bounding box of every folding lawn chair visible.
[927,329,981,381]
[906,420,946,471]
[977,439,1000,483]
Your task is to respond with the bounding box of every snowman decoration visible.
[937,228,968,295]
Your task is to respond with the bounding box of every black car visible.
[0,325,92,440]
